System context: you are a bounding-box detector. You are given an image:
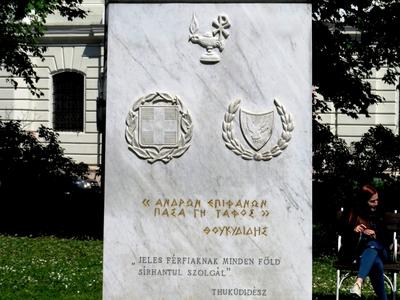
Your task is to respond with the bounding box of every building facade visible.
[0,0,104,175]
[0,2,398,173]
[319,68,399,144]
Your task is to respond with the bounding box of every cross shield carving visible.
[125,93,193,164]
[138,106,179,148]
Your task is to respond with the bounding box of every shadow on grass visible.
[314,292,393,300]
[313,294,335,300]
[0,187,103,239]
[313,294,376,300]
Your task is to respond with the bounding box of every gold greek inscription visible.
[203,226,268,237]
[154,198,201,208]
[154,208,186,217]
[145,198,270,237]
[208,199,267,209]
[194,209,206,218]
[215,209,256,219]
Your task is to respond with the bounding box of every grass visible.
[313,255,337,299]
[0,235,102,300]
[0,235,396,300]
[313,255,398,300]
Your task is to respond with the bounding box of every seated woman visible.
[339,185,390,300]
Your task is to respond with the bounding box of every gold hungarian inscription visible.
[134,255,282,282]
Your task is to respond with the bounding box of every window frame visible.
[51,69,86,133]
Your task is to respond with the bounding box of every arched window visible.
[53,71,84,131]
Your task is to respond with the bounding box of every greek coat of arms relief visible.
[125,92,193,164]
[222,99,294,161]
[188,13,231,64]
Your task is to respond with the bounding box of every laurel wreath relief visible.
[125,93,193,164]
[222,99,294,161]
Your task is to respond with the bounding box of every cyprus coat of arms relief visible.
[125,93,193,164]
[222,99,294,161]
[189,13,231,64]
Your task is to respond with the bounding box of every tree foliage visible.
[314,124,400,186]
[312,2,400,255]
[353,125,400,178]
[313,0,400,118]
[0,120,103,237]
[0,0,86,96]
[0,120,88,191]
[313,125,400,254]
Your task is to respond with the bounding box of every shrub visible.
[0,120,102,238]
[313,124,400,255]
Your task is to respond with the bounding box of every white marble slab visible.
[104,3,312,299]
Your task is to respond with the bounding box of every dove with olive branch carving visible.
[188,13,231,63]
[246,116,273,143]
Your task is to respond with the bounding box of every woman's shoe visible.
[349,282,362,297]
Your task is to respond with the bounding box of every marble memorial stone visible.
[104,2,312,299]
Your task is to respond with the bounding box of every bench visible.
[335,209,400,300]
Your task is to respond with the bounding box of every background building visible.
[320,68,399,144]
[0,1,397,175]
[0,0,104,177]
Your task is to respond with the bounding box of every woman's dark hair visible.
[360,185,378,201]
[356,184,379,214]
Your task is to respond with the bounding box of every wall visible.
[0,0,104,171]
[320,68,399,144]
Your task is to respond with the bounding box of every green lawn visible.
[0,235,102,300]
[0,235,397,299]
[313,255,398,300]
